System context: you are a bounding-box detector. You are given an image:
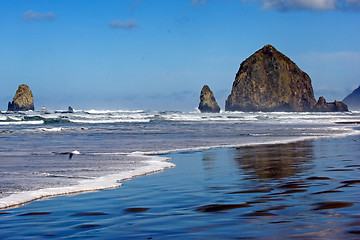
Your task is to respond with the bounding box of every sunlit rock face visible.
[8,84,34,111]
[225,45,316,112]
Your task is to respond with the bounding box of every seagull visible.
[52,150,81,159]
[69,150,80,159]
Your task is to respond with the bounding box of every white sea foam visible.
[160,112,259,122]
[0,120,44,125]
[39,114,62,119]
[0,153,174,210]
[84,109,144,114]
[37,127,64,132]
[69,119,150,124]
[8,116,22,121]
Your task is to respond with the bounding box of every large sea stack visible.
[343,85,360,110]
[8,84,34,111]
[226,45,316,112]
[198,85,220,113]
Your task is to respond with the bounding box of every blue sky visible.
[1,0,359,111]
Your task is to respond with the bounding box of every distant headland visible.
[199,44,350,113]
[343,85,360,111]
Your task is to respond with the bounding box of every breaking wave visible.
[1,109,359,126]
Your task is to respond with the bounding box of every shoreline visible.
[1,124,359,211]
[0,154,174,210]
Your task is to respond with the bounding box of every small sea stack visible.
[7,84,35,111]
[198,85,220,113]
[313,97,348,112]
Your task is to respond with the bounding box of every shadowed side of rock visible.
[343,85,360,111]
[7,84,34,111]
[198,85,220,113]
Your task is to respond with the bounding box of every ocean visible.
[0,109,359,210]
[1,110,360,238]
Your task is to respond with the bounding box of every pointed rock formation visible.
[225,45,316,112]
[313,96,348,112]
[198,85,220,113]
[343,85,360,110]
[225,45,348,112]
[7,84,34,111]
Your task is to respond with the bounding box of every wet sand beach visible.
[1,135,360,239]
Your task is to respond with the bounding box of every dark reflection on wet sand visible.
[234,141,314,179]
[1,136,360,239]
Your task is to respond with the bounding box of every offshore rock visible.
[7,84,34,111]
[343,85,360,111]
[313,96,348,112]
[225,45,316,112]
[198,85,220,113]
[55,106,75,114]
[68,106,74,113]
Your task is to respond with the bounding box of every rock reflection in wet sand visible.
[234,141,314,179]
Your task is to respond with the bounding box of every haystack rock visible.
[226,45,317,112]
[198,85,220,113]
[343,85,360,111]
[313,96,348,112]
[7,84,34,111]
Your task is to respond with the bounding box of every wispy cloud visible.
[109,19,139,30]
[22,10,56,22]
[248,0,360,11]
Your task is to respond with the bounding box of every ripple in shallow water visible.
[73,224,100,229]
[196,203,251,212]
[18,212,52,216]
[313,201,354,210]
[124,207,150,213]
[71,212,108,216]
